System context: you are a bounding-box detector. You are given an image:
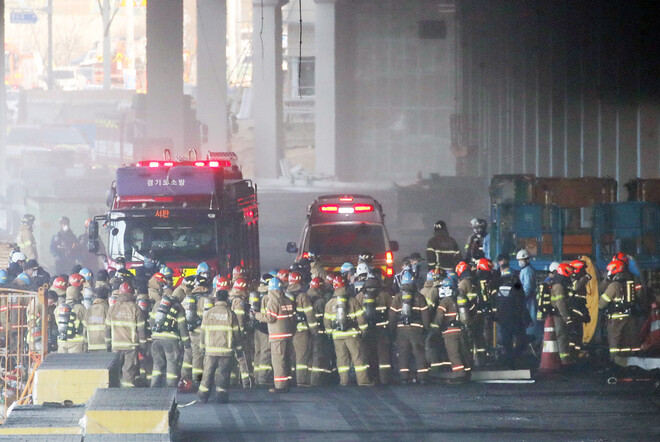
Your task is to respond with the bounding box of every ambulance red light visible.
[386,267,394,277]
[195,161,205,167]
[148,161,160,168]
[339,197,353,202]
[386,251,393,265]
[164,162,174,167]
[209,161,220,168]
[353,204,374,213]
[319,205,339,213]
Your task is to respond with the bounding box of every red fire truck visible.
[89,151,259,283]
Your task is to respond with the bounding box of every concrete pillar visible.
[146,0,184,152]
[252,0,286,179]
[197,0,227,150]
[314,0,338,177]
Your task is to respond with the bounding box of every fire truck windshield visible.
[307,223,386,255]
[107,218,217,262]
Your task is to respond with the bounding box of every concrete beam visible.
[146,0,184,154]
[197,0,228,151]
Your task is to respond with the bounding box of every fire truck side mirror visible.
[286,242,298,254]
[89,220,99,240]
[390,241,400,252]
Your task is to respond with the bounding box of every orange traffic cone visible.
[539,315,562,373]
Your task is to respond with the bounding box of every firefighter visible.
[196,262,211,280]
[55,274,87,353]
[288,271,317,386]
[228,277,253,387]
[568,259,592,354]
[182,276,214,390]
[475,258,498,357]
[17,214,37,261]
[79,268,95,309]
[135,252,159,296]
[172,275,196,302]
[426,220,461,271]
[277,269,290,291]
[136,292,153,385]
[324,275,371,386]
[496,268,530,368]
[389,271,431,384]
[198,289,243,404]
[353,263,370,293]
[147,272,170,312]
[51,276,68,304]
[436,278,471,382]
[106,282,147,387]
[308,276,332,386]
[550,263,576,364]
[83,286,110,352]
[464,218,489,263]
[255,277,296,393]
[456,261,482,366]
[150,290,191,388]
[26,283,53,354]
[96,270,111,292]
[308,251,327,280]
[250,274,273,385]
[356,274,392,384]
[599,259,642,361]
[232,265,247,284]
[421,268,446,373]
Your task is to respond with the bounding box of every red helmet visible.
[178,378,193,393]
[215,276,230,290]
[119,282,133,295]
[607,260,625,276]
[310,277,324,289]
[613,252,629,264]
[289,271,302,284]
[52,276,68,290]
[152,272,166,284]
[233,277,247,291]
[325,272,337,286]
[556,263,574,277]
[455,261,469,277]
[570,260,587,273]
[68,273,85,287]
[476,258,494,272]
[232,265,246,278]
[277,269,289,283]
[332,275,345,289]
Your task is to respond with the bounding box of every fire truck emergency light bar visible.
[318,204,374,214]
[134,160,232,168]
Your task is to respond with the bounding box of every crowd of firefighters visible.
[1,218,660,404]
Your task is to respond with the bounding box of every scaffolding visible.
[0,287,48,419]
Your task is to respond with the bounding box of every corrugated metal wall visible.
[458,0,660,190]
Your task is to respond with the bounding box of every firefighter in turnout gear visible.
[147,273,171,311]
[56,281,87,353]
[308,276,332,385]
[356,274,392,384]
[150,292,191,388]
[229,277,253,387]
[308,251,327,280]
[106,283,147,387]
[389,271,431,383]
[251,275,273,385]
[17,214,38,261]
[136,293,153,385]
[550,263,576,364]
[198,289,243,404]
[474,258,497,358]
[496,268,530,368]
[324,275,372,386]
[536,262,560,323]
[83,286,110,352]
[568,259,592,354]
[464,218,488,263]
[437,278,471,381]
[456,262,483,365]
[172,275,196,302]
[420,268,447,373]
[288,271,318,386]
[599,259,642,360]
[426,220,461,270]
[182,276,214,389]
[255,277,296,393]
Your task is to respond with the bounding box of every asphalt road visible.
[175,371,660,441]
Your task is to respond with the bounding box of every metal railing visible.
[0,287,48,419]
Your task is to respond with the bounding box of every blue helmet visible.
[196,262,210,276]
[0,270,7,285]
[340,262,355,275]
[268,277,282,291]
[212,275,221,288]
[16,272,31,286]
[400,270,414,285]
[446,270,459,286]
[269,269,279,277]
[159,265,174,279]
[440,277,456,297]
[79,268,93,282]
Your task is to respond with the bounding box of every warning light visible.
[386,251,393,265]
[209,161,220,168]
[353,204,374,213]
[339,197,354,202]
[195,161,205,167]
[386,267,394,277]
[148,161,160,168]
[164,162,174,167]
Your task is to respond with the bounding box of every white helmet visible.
[11,251,27,263]
[549,261,560,273]
[356,262,370,277]
[516,249,530,260]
